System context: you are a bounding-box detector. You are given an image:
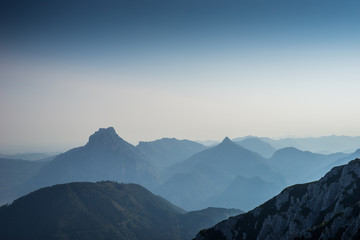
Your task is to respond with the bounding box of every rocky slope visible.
[196,158,360,240]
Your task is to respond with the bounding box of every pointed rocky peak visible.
[217,137,242,150]
[222,137,232,144]
[85,127,132,150]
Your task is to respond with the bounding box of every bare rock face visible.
[196,159,360,240]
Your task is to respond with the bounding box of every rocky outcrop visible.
[196,159,360,240]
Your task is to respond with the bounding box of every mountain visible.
[157,137,284,210]
[261,135,360,154]
[156,167,233,210]
[207,176,282,211]
[196,158,360,240]
[269,147,346,185]
[136,138,207,171]
[234,137,276,158]
[307,149,360,182]
[0,158,48,205]
[325,149,360,170]
[0,181,242,240]
[33,127,156,187]
[168,137,283,183]
[195,140,220,146]
[1,127,158,205]
[0,152,56,161]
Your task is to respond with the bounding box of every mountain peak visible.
[86,127,129,149]
[216,137,246,151]
[221,137,232,144]
[217,137,245,150]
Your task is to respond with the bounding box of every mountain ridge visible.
[196,158,360,240]
[0,181,242,240]
[157,137,284,211]
[137,137,207,171]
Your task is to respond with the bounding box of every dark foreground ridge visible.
[196,159,360,240]
[0,181,242,240]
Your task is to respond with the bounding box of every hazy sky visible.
[1,0,360,153]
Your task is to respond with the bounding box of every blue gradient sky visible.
[1,0,360,153]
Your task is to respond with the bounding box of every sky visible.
[1,0,360,153]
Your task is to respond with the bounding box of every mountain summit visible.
[221,137,232,144]
[85,127,132,151]
[87,127,120,144]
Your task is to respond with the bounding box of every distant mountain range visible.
[234,137,276,158]
[269,147,347,185]
[233,135,360,154]
[136,137,207,171]
[1,127,360,215]
[157,137,284,211]
[166,137,283,184]
[196,158,360,240]
[305,149,360,182]
[0,153,56,161]
[0,181,242,240]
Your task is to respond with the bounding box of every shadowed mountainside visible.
[0,181,242,240]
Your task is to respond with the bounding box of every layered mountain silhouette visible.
[0,127,158,205]
[157,137,284,210]
[260,135,360,154]
[196,158,360,240]
[167,137,283,183]
[0,181,242,240]
[269,147,346,185]
[137,138,207,171]
[307,149,360,182]
[234,137,276,158]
